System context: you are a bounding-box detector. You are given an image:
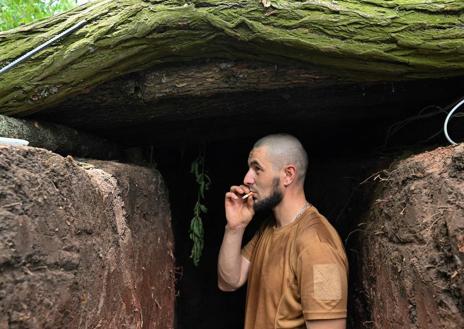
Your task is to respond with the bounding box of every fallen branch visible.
[0,114,120,158]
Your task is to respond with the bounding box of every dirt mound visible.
[0,146,174,328]
[354,145,464,328]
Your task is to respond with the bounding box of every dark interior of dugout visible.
[156,139,379,329]
[146,76,464,329]
[31,73,464,329]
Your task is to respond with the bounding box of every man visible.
[218,134,348,329]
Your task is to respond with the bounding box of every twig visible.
[345,227,366,245]
[383,105,447,147]
[360,170,390,185]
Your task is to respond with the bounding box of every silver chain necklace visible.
[290,202,311,224]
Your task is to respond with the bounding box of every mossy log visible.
[76,61,339,102]
[32,60,344,128]
[1,0,463,117]
[0,115,121,158]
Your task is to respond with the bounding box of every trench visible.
[156,140,380,329]
[15,74,464,328]
[146,80,464,329]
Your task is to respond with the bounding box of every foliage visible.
[0,0,77,31]
[189,153,211,267]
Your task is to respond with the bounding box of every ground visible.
[353,145,464,328]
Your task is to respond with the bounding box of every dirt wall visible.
[354,145,464,328]
[0,146,174,329]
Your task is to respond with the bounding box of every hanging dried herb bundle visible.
[189,153,210,266]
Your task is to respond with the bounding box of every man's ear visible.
[283,165,297,186]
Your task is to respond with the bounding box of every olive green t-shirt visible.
[241,205,348,329]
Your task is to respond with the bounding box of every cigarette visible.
[242,192,253,200]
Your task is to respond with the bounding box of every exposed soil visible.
[2,139,464,329]
[353,145,464,328]
[0,146,174,329]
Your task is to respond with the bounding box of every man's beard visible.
[253,177,283,213]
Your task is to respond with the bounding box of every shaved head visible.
[253,134,308,184]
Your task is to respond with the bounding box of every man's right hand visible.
[225,185,255,230]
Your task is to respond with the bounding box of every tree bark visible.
[31,60,344,128]
[32,74,464,144]
[77,61,339,102]
[0,0,463,117]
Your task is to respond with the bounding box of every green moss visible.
[1,0,464,115]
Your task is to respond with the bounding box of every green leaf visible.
[199,204,208,213]
[0,0,78,31]
[189,152,211,266]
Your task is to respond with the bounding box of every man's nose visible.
[243,169,255,186]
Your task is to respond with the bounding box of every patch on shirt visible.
[313,264,342,301]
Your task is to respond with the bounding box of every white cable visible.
[0,19,87,75]
[0,137,29,146]
[444,98,464,145]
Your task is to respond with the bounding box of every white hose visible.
[0,19,87,75]
[444,98,464,145]
[0,137,29,146]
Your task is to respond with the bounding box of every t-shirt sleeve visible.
[241,232,259,261]
[297,240,348,320]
